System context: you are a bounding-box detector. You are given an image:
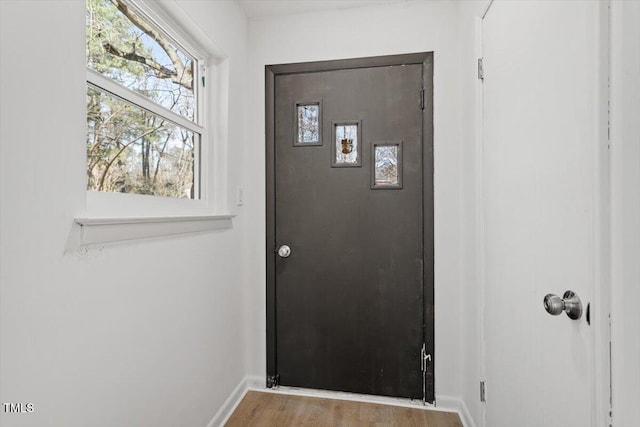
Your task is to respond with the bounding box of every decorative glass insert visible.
[372,141,403,189]
[295,102,321,145]
[332,121,361,167]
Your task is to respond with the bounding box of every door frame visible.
[478,2,611,426]
[265,52,435,402]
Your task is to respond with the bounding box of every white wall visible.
[610,1,640,426]
[244,0,467,407]
[0,1,248,426]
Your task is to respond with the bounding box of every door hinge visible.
[421,344,432,404]
[478,58,484,80]
[421,344,431,371]
[420,88,425,110]
[266,374,280,388]
[480,380,486,402]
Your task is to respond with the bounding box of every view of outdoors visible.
[86,0,198,198]
[296,104,319,144]
[374,145,399,186]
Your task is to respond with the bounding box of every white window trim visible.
[77,0,232,245]
[87,70,204,135]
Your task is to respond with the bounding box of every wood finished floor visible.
[225,391,463,427]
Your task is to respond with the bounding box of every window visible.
[371,141,403,189]
[86,0,205,200]
[294,102,321,146]
[331,121,361,167]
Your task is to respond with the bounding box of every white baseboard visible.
[206,376,257,427]
[206,376,476,427]
[254,385,438,411]
[436,395,476,427]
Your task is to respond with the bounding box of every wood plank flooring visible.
[225,391,463,426]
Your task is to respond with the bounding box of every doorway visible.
[265,53,434,402]
[481,2,606,425]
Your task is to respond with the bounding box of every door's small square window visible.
[295,102,322,146]
[372,141,403,189]
[331,121,362,167]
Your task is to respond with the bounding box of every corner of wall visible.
[436,395,477,427]
[206,376,264,427]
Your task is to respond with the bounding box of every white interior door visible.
[482,1,601,426]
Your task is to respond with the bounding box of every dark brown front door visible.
[266,53,434,402]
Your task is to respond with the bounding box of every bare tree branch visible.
[109,0,193,90]
[152,133,171,187]
[102,42,175,81]
[98,124,164,190]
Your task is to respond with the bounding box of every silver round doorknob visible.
[543,294,564,315]
[277,245,291,258]
[543,290,582,320]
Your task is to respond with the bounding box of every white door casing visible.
[481,1,606,426]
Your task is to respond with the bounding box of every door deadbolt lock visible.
[277,245,291,258]
[543,290,582,320]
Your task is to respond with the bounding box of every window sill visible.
[74,215,234,246]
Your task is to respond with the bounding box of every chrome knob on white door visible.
[277,245,291,258]
[543,290,582,320]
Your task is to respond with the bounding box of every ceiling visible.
[237,0,406,19]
